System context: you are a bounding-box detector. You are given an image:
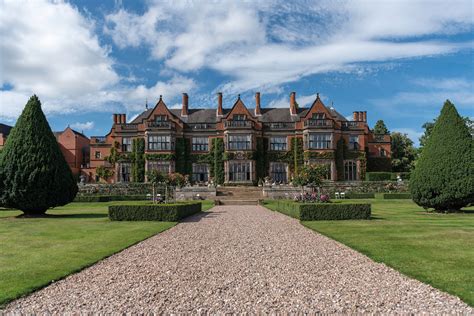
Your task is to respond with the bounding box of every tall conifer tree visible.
[0,95,78,215]
[410,100,473,211]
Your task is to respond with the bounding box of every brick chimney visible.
[290,92,297,116]
[362,111,367,122]
[353,111,358,121]
[255,92,261,116]
[122,114,127,124]
[217,92,223,116]
[181,93,189,117]
[113,114,118,124]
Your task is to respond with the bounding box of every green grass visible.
[0,200,214,306]
[281,199,474,306]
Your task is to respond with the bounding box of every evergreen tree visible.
[410,100,474,212]
[373,120,389,134]
[0,95,78,215]
[391,132,417,172]
[419,116,473,151]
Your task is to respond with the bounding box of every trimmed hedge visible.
[271,200,371,220]
[377,193,412,199]
[109,202,202,221]
[74,195,147,202]
[366,172,392,181]
[346,192,375,199]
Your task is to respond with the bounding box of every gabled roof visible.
[53,127,89,139]
[0,123,13,136]
[224,96,256,120]
[129,96,349,124]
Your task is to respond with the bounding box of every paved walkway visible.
[5,206,472,313]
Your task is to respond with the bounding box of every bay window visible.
[228,134,251,150]
[308,133,332,149]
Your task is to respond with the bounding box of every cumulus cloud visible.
[0,0,196,121]
[70,121,95,131]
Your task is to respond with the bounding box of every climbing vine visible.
[304,151,335,160]
[255,137,268,181]
[145,153,176,161]
[335,138,346,180]
[131,138,145,182]
[175,138,191,175]
[212,138,225,184]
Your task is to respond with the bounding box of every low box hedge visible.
[74,195,148,202]
[272,200,371,220]
[377,193,412,199]
[108,202,202,221]
[366,172,392,181]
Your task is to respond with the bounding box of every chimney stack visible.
[113,114,118,124]
[217,92,223,116]
[255,92,261,116]
[181,93,189,117]
[120,114,126,124]
[290,92,297,116]
[363,111,367,122]
[353,111,358,121]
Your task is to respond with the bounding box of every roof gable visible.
[146,97,181,122]
[303,95,334,120]
[224,97,255,121]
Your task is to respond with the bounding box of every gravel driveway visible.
[4,205,472,313]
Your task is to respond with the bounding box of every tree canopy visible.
[391,132,417,172]
[373,120,389,135]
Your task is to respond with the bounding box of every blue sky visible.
[1,0,473,146]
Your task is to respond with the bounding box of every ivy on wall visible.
[335,138,346,180]
[145,153,176,161]
[212,138,225,184]
[255,137,268,181]
[223,151,256,161]
[175,138,191,175]
[131,138,145,182]
[304,151,335,160]
[291,137,304,173]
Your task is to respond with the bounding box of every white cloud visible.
[0,0,196,121]
[104,0,473,94]
[369,77,474,123]
[0,0,119,117]
[70,121,95,131]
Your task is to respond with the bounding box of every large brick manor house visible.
[81,92,391,184]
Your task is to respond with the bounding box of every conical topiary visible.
[410,100,474,211]
[0,95,78,215]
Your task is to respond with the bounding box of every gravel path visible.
[5,205,472,314]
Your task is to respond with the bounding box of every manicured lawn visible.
[296,199,474,306]
[0,200,214,306]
